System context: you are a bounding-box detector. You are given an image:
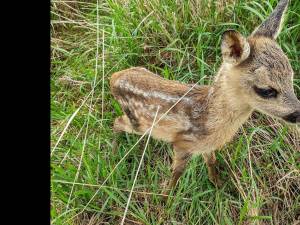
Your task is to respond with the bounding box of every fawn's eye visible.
[253,86,278,98]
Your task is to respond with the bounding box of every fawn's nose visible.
[283,111,300,123]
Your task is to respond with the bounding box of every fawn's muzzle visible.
[282,111,300,123]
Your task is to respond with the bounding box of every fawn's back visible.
[110,67,210,143]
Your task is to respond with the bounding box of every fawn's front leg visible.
[202,152,223,187]
[163,144,192,196]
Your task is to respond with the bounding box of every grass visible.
[51,0,300,224]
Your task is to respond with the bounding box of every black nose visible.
[283,111,300,123]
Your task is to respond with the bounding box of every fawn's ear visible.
[221,30,250,65]
[251,0,289,39]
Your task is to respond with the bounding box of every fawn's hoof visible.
[111,139,119,153]
[209,175,224,188]
[160,180,171,201]
[161,189,171,203]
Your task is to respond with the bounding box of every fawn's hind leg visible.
[112,115,134,153]
[203,152,223,187]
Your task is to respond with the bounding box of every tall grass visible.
[51,0,300,224]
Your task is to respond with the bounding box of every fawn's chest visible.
[199,106,253,152]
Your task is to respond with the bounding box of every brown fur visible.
[110,0,300,192]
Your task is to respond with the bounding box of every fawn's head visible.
[219,0,300,123]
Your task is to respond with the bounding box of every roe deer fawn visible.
[110,0,300,192]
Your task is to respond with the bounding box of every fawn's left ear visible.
[221,30,250,65]
[251,0,289,39]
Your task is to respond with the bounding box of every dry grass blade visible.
[52,179,192,201]
[51,92,92,157]
[120,107,159,225]
[64,0,101,212]
[101,28,105,123]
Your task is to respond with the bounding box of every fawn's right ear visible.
[221,30,250,65]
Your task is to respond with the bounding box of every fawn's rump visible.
[110,67,210,142]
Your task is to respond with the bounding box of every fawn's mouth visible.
[282,111,300,124]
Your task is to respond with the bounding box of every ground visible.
[51,0,300,224]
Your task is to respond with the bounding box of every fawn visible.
[110,0,300,191]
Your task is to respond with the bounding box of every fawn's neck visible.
[207,65,253,132]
